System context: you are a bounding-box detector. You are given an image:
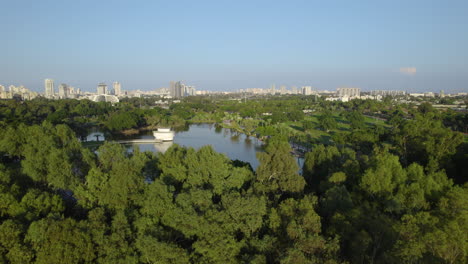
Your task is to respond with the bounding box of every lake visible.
[122,124,265,169]
[87,123,304,170]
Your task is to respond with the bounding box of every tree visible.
[2,122,94,190]
[271,111,288,124]
[318,110,337,132]
[288,110,305,122]
[268,196,341,263]
[137,144,266,263]
[394,185,468,264]
[345,110,365,130]
[75,142,147,210]
[255,138,305,200]
[105,111,141,131]
[302,145,360,193]
[417,102,434,114]
[0,220,33,264]
[26,218,95,264]
[394,113,463,168]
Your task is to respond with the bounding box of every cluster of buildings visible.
[169,81,196,98]
[1,79,465,104]
[325,87,361,102]
[239,85,318,95]
[108,81,199,98]
[0,84,39,100]
[336,87,360,98]
[95,82,122,96]
[370,90,406,97]
[43,79,121,103]
[239,85,362,101]
[45,79,82,99]
[237,86,458,102]
[41,79,199,102]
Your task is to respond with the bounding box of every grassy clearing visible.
[282,112,390,146]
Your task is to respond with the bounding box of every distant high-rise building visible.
[169,81,185,98]
[175,81,183,98]
[291,86,298,94]
[440,90,445,98]
[113,82,121,96]
[370,90,405,97]
[270,84,276,95]
[280,85,286,95]
[97,83,107,94]
[58,83,68,98]
[169,81,176,97]
[45,79,54,97]
[169,81,196,98]
[302,86,313,95]
[0,85,38,100]
[184,85,196,96]
[337,87,360,97]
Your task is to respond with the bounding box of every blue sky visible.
[1,0,467,92]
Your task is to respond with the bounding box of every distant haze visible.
[1,1,467,93]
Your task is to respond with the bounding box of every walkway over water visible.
[82,138,164,146]
[115,139,163,144]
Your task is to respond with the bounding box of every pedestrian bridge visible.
[115,139,163,144]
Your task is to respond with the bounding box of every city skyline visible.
[1,1,467,93]
[1,77,466,95]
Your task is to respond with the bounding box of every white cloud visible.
[399,67,417,75]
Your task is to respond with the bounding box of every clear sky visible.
[1,0,467,92]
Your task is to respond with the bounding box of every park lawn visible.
[305,113,351,132]
[287,111,391,146]
[284,119,335,145]
[364,116,388,127]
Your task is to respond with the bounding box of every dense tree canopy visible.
[0,96,466,263]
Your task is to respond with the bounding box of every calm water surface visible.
[125,124,265,169]
[87,124,304,170]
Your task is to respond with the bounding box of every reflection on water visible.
[153,141,173,153]
[244,137,252,148]
[230,134,240,143]
[88,124,304,171]
[128,124,264,169]
[86,131,106,141]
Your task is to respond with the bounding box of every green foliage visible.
[0,122,93,190]
[137,144,267,263]
[270,111,288,124]
[0,97,466,263]
[361,149,406,195]
[302,119,314,130]
[287,110,305,122]
[75,142,148,210]
[26,218,95,264]
[303,145,359,193]
[345,110,365,130]
[275,196,341,263]
[106,111,141,131]
[394,185,468,263]
[0,220,33,263]
[255,139,305,198]
[394,113,463,167]
[318,110,337,132]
